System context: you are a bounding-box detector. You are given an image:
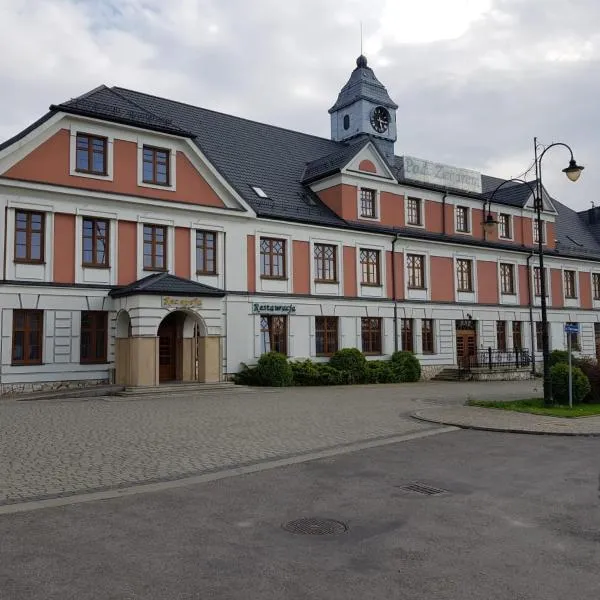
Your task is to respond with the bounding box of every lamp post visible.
[533,138,584,405]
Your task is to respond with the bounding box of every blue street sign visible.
[564,324,580,333]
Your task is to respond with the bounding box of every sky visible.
[0,0,597,210]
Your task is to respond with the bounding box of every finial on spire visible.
[356,54,368,68]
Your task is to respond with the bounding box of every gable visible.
[343,142,396,181]
[0,119,245,211]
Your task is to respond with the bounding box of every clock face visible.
[370,106,390,133]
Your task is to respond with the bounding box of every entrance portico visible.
[110,273,225,387]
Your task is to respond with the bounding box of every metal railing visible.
[459,348,531,374]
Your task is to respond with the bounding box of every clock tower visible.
[329,55,398,158]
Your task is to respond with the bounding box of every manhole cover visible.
[282,517,348,535]
[398,482,447,496]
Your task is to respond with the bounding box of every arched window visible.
[343,115,350,130]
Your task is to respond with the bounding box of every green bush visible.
[232,363,261,386]
[549,350,570,367]
[550,363,591,405]
[365,360,399,384]
[290,359,323,386]
[255,352,294,387]
[316,364,345,386]
[390,351,421,382]
[572,358,600,404]
[329,348,367,384]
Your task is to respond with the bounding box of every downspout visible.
[441,192,448,235]
[526,251,536,375]
[392,232,400,352]
[3,204,7,280]
[222,231,227,382]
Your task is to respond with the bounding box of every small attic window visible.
[251,186,269,198]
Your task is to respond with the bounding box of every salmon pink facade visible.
[0,55,598,392]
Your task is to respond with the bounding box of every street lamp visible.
[482,200,497,236]
[534,138,584,405]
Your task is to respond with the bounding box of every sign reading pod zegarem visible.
[401,156,482,195]
[252,303,296,314]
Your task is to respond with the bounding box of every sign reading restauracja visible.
[252,303,296,314]
[401,156,482,194]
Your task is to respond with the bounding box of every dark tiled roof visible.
[0,111,55,152]
[554,202,600,258]
[109,272,225,298]
[329,56,398,112]
[51,86,192,137]
[302,137,371,182]
[481,176,536,208]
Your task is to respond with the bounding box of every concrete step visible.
[118,382,238,396]
[432,368,470,382]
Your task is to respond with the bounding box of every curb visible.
[412,411,600,437]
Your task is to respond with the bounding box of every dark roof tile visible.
[109,272,225,298]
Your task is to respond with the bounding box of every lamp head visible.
[563,159,584,182]
[483,211,497,234]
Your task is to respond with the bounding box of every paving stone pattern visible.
[0,380,538,504]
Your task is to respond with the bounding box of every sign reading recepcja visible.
[252,303,296,314]
[163,297,203,309]
[402,156,482,194]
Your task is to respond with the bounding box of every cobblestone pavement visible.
[414,405,600,435]
[1,380,538,504]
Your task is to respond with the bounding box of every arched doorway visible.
[157,310,208,383]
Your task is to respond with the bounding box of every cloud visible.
[0,0,597,209]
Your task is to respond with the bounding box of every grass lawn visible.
[467,397,600,418]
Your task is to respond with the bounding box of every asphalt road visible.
[1,428,599,599]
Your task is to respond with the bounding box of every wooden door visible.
[158,321,177,382]
[456,330,477,368]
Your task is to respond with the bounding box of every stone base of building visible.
[470,367,533,381]
[0,378,110,397]
[420,365,446,380]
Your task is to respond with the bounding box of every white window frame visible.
[454,205,472,235]
[498,213,514,241]
[69,125,114,181]
[498,260,518,301]
[405,196,425,228]
[532,218,547,245]
[137,137,177,191]
[356,187,380,222]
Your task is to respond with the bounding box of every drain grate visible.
[283,517,348,535]
[398,482,447,496]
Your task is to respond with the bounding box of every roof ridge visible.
[111,86,343,145]
[109,87,182,131]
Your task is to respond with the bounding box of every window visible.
[593,274,600,300]
[497,321,507,352]
[343,115,350,130]
[260,238,286,278]
[80,311,108,363]
[456,259,473,292]
[82,218,109,267]
[15,210,44,263]
[533,219,546,244]
[361,317,382,354]
[407,254,425,289]
[196,231,217,275]
[360,249,380,285]
[407,197,422,226]
[564,270,577,298]
[143,224,167,271]
[566,322,580,351]
[142,146,170,185]
[455,206,470,233]
[260,315,287,354]
[498,214,511,239]
[12,310,43,365]
[314,244,337,282]
[315,316,338,356]
[512,321,522,350]
[401,318,414,352]
[422,319,434,354]
[360,188,377,218]
[500,263,515,295]
[535,322,544,352]
[76,133,107,175]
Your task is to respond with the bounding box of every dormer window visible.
[343,115,350,130]
[360,188,377,218]
[76,133,107,175]
[143,146,170,186]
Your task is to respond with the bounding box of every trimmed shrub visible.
[390,351,421,382]
[232,363,261,386]
[290,359,323,386]
[550,363,590,405]
[316,364,345,386]
[329,348,367,384]
[572,358,600,404]
[365,360,399,384]
[549,350,570,367]
[256,352,294,387]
